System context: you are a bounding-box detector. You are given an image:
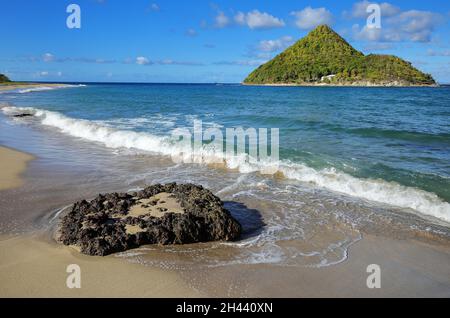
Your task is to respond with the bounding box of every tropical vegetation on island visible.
[244,25,435,86]
[0,74,11,83]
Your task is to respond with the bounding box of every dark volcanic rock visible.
[13,113,33,118]
[59,183,242,256]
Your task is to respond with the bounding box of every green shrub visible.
[0,74,11,83]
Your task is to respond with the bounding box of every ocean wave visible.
[17,84,86,94]
[343,127,450,145]
[2,105,450,223]
[97,115,177,131]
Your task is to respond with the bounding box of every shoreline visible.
[0,83,73,92]
[0,232,449,297]
[242,82,439,88]
[0,146,34,191]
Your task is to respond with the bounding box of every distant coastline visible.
[242,81,440,87]
[0,82,71,92]
[1,81,447,88]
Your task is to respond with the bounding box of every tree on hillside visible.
[0,74,11,83]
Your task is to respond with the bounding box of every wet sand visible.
[0,232,448,297]
[0,234,204,297]
[0,146,34,190]
[0,146,203,297]
[193,234,450,297]
[0,83,69,92]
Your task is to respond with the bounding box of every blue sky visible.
[1,0,449,83]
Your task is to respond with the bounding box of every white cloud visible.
[127,57,202,66]
[363,42,394,51]
[150,3,159,11]
[352,24,383,41]
[391,10,438,41]
[234,12,245,26]
[57,71,63,77]
[156,59,203,66]
[213,9,285,30]
[42,53,55,62]
[427,49,450,56]
[380,3,400,17]
[348,2,442,43]
[185,28,197,37]
[257,36,294,52]
[158,59,175,65]
[234,10,285,29]
[136,56,151,65]
[351,1,400,18]
[352,24,404,42]
[214,11,230,28]
[291,7,333,30]
[37,54,116,64]
[352,9,442,43]
[215,59,267,66]
[40,71,48,76]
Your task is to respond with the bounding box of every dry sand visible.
[0,146,34,191]
[0,234,204,298]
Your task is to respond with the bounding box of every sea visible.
[1,83,449,269]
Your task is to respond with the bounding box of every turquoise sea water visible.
[1,83,450,267]
[1,84,450,219]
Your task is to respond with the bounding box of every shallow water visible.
[0,84,449,269]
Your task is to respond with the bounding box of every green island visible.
[0,74,11,83]
[244,25,436,87]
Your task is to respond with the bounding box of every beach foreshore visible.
[0,82,72,92]
[0,146,34,191]
[242,82,439,87]
[0,234,204,298]
[0,232,449,297]
[0,144,448,297]
[0,145,202,297]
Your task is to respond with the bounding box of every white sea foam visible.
[97,115,177,132]
[2,105,450,223]
[17,84,86,94]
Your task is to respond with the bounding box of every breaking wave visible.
[2,105,450,223]
[17,84,86,94]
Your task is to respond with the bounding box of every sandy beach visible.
[0,83,70,92]
[0,234,203,298]
[0,147,202,297]
[0,232,448,297]
[183,234,450,298]
[0,146,34,191]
